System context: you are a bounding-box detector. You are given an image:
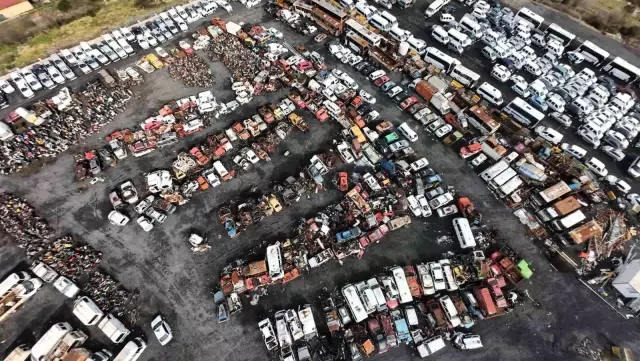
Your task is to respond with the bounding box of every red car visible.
[487,278,508,308]
[337,171,348,192]
[189,147,210,166]
[315,107,329,122]
[459,143,482,158]
[350,96,364,109]
[400,96,418,110]
[374,75,390,87]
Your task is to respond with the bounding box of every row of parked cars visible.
[2,0,227,101]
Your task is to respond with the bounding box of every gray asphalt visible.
[1,3,640,361]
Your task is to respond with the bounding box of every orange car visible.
[337,172,348,192]
[376,121,393,133]
[197,176,209,190]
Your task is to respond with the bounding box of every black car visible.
[362,65,376,76]
[354,62,367,72]
[356,104,372,116]
[0,92,8,109]
[374,138,391,155]
[99,147,115,166]
[393,91,411,104]
[131,26,143,35]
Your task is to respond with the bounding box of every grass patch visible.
[0,0,183,74]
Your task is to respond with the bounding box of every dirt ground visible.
[1,4,640,361]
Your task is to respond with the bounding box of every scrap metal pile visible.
[207,25,263,81]
[0,83,133,174]
[217,154,334,236]
[0,193,136,317]
[168,46,215,87]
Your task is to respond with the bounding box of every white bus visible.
[450,64,480,87]
[544,23,576,47]
[503,97,545,126]
[576,41,610,67]
[497,176,523,198]
[480,160,509,182]
[31,322,72,361]
[390,266,413,304]
[424,0,449,17]
[489,167,517,190]
[369,14,392,32]
[424,47,460,74]
[341,284,368,322]
[514,8,544,29]
[345,19,381,47]
[602,57,640,83]
[407,36,427,55]
[452,218,476,249]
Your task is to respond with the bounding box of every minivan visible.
[389,27,410,42]
[380,10,398,28]
[73,296,105,326]
[398,122,418,142]
[432,26,450,45]
[476,82,503,106]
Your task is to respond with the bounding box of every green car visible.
[385,132,400,144]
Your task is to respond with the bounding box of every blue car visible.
[381,81,396,92]
[529,96,549,112]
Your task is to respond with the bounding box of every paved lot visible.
[1,3,640,361]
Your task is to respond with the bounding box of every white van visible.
[366,278,388,312]
[460,14,483,39]
[528,79,549,99]
[476,82,503,106]
[391,266,413,304]
[447,28,471,53]
[30,261,58,283]
[31,322,72,361]
[113,337,147,361]
[452,217,476,248]
[380,10,398,28]
[369,14,391,32]
[482,29,504,46]
[0,271,31,297]
[213,161,229,180]
[398,122,418,142]
[266,243,284,281]
[431,26,450,45]
[389,27,410,42]
[73,296,105,326]
[407,36,427,55]
[438,295,461,327]
[99,314,131,343]
[342,284,368,323]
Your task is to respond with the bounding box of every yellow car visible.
[268,194,282,212]
[146,54,164,69]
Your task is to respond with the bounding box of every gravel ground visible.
[1,3,640,361]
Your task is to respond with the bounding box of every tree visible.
[57,0,72,12]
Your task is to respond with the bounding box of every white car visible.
[20,70,42,91]
[151,315,173,345]
[322,87,337,102]
[600,145,625,162]
[560,143,586,159]
[121,27,136,41]
[137,34,150,49]
[416,195,432,217]
[331,69,344,78]
[491,64,511,83]
[349,55,363,66]
[359,89,376,104]
[585,157,608,177]
[614,179,632,194]
[369,70,386,81]
[134,195,155,214]
[434,124,453,137]
[136,216,154,232]
[145,32,158,47]
[386,86,402,98]
[0,79,14,93]
[176,17,188,31]
[549,112,572,127]
[534,126,563,144]
[511,78,530,98]
[546,93,566,113]
[108,210,130,226]
[410,158,429,172]
[10,72,34,98]
[407,195,422,217]
[429,192,453,209]
[429,262,446,291]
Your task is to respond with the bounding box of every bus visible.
[312,0,348,35]
[452,218,476,249]
[503,97,545,127]
[341,284,368,322]
[489,168,517,190]
[450,65,480,88]
[467,105,500,135]
[424,0,449,17]
[345,19,381,47]
[390,266,413,304]
[544,23,576,47]
[480,160,509,182]
[31,322,72,361]
[576,41,610,67]
[602,57,640,83]
[424,47,460,74]
[514,7,544,29]
[497,176,523,198]
[344,31,369,55]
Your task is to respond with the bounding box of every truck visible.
[46,330,88,361]
[0,278,43,324]
[98,314,131,343]
[532,181,576,206]
[298,305,318,340]
[415,80,439,101]
[4,344,31,361]
[458,197,482,225]
[431,92,452,114]
[536,196,581,222]
[30,261,58,283]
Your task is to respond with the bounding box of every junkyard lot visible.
[0,5,640,361]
